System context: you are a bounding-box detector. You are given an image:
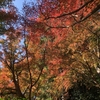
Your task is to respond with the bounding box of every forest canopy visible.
[0,0,100,100]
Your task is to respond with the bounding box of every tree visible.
[33,0,99,27]
[20,0,100,99]
[0,0,13,7]
[0,24,25,98]
[0,0,100,99]
[0,0,16,34]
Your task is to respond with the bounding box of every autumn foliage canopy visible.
[0,0,100,100]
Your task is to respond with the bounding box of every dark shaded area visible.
[67,81,100,100]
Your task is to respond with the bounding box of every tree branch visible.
[44,0,95,20]
[72,4,100,26]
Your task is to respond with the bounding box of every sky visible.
[13,0,25,12]
[13,0,36,12]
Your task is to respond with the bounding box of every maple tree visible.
[0,0,100,100]
[35,0,100,27]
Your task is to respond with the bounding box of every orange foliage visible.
[0,0,99,99]
[0,68,14,89]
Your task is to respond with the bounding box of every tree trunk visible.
[12,72,25,98]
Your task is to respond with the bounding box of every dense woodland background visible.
[0,0,100,100]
